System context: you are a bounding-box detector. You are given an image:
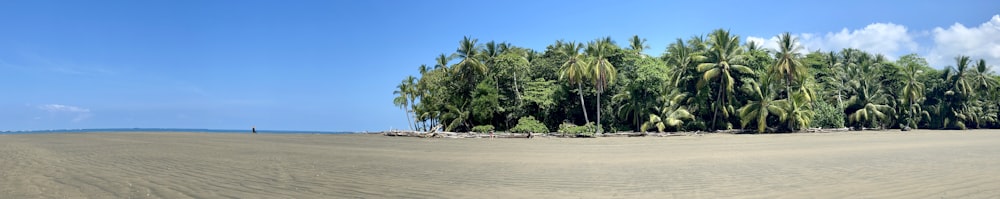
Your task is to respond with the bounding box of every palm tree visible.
[776,90,815,131]
[948,56,974,97]
[612,88,640,131]
[586,37,618,134]
[454,36,487,85]
[664,38,705,88]
[900,59,925,129]
[441,103,471,132]
[739,73,782,133]
[642,90,694,132]
[823,51,846,109]
[628,35,649,55]
[697,29,751,130]
[936,56,976,129]
[967,59,998,128]
[771,32,807,95]
[434,53,452,71]
[452,36,487,128]
[845,59,893,129]
[482,41,506,90]
[559,41,591,123]
[393,78,414,130]
[970,59,998,91]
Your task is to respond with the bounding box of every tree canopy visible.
[394,30,1000,134]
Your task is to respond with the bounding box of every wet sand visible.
[2,130,999,198]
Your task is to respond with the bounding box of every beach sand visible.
[2,130,999,198]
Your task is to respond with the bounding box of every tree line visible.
[393,29,1000,135]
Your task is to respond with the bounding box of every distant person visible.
[489,130,495,140]
[252,126,257,134]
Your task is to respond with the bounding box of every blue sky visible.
[1,0,997,131]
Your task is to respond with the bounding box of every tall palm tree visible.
[697,29,751,130]
[948,56,974,97]
[559,41,591,123]
[970,59,998,91]
[434,53,452,71]
[771,32,807,95]
[664,38,706,88]
[823,51,846,109]
[968,59,998,128]
[393,78,414,130]
[452,36,487,128]
[628,35,649,55]
[482,41,503,64]
[418,64,429,75]
[454,36,487,84]
[845,59,893,129]
[739,73,783,133]
[481,41,506,91]
[900,59,925,129]
[936,56,976,129]
[587,37,618,134]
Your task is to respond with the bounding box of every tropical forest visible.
[393,29,1000,135]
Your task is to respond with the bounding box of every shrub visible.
[685,120,706,131]
[471,125,494,133]
[811,100,845,128]
[510,116,549,134]
[558,122,596,137]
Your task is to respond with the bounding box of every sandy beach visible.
[2,130,999,198]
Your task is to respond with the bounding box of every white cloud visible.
[38,104,92,122]
[927,15,1000,69]
[39,104,90,113]
[819,23,918,55]
[749,23,918,59]
[748,15,1000,70]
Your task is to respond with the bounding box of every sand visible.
[1,130,999,198]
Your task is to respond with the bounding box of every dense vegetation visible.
[393,29,1000,134]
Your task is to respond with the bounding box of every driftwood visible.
[427,124,443,134]
[806,128,850,133]
[716,129,753,134]
[385,130,699,138]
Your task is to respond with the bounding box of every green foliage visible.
[395,33,1000,135]
[522,78,557,109]
[471,125,494,133]
[471,81,499,124]
[738,73,782,133]
[697,29,752,130]
[558,122,596,137]
[776,91,815,131]
[510,116,549,134]
[811,100,845,128]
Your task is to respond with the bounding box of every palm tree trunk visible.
[577,82,590,123]
[635,108,640,132]
[597,92,602,135]
[404,110,414,131]
[909,102,915,129]
[711,80,723,131]
[513,71,521,101]
[838,78,845,109]
[787,83,794,132]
